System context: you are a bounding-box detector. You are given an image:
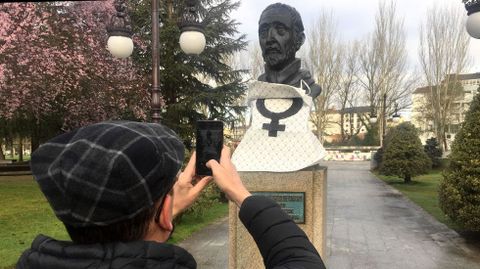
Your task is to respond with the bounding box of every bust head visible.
[258,3,305,71]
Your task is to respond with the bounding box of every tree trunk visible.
[9,139,14,158]
[31,125,40,152]
[404,174,412,184]
[18,137,24,162]
[0,141,5,160]
[349,112,354,139]
[442,129,448,152]
[167,0,173,20]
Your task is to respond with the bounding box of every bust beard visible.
[263,45,297,71]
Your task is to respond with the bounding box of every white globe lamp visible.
[465,1,480,39]
[107,36,134,59]
[107,0,133,59]
[179,31,206,55]
[179,0,206,55]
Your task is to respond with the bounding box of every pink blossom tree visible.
[0,1,149,153]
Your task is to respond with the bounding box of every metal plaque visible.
[252,192,305,224]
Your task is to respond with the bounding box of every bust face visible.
[259,8,297,71]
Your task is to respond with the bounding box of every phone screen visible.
[196,120,223,176]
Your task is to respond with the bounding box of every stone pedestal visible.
[228,166,327,269]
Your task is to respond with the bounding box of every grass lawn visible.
[0,175,228,269]
[169,203,228,244]
[376,170,461,231]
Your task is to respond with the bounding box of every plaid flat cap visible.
[30,121,185,227]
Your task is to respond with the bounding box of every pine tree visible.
[129,0,247,148]
[424,137,443,168]
[439,92,480,231]
[380,122,432,183]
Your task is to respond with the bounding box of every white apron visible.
[232,80,325,172]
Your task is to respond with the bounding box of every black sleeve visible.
[239,195,326,269]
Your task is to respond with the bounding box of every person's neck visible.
[144,228,171,243]
[264,58,301,84]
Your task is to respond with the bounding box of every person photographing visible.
[16,121,325,269]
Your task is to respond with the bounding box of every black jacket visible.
[16,235,196,269]
[17,196,325,269]
[240,196,326,269]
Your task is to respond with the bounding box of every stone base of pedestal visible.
[228,165,327,269]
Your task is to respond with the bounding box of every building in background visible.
[322,106,371,143]
[411,73,480,149]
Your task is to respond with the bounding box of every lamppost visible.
[463,0,480,38]
[106,0,206,123]
[369,93,400,147]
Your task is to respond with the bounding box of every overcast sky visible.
[231,0,480,74]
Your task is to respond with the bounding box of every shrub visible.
[178,184,222,221]
[372,126,394,169]
[372,147,384,170]
[439,93,480,232]
[373,124,400,170]
[175,151,224,222]
[380,122,431,183]
[424,137,443,168]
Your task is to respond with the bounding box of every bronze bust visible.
[257,3,321,98]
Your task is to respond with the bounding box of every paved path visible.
[177,217,228,269]
[178,161,480,269]
[326,161,480,269]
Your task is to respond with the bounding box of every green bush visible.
[372,147,384,170]
[380,122,431,183]
[176,183,222,221]
[439,93,480,232]
[424,137,443,168]
[373,126,396,169]
[175,150,225,222]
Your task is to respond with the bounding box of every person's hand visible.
[172,152,212,218]
[207,146,251,207]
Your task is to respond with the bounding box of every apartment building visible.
[322,106,371,143]
[411,73,480,148]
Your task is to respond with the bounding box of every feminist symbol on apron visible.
[256,98,303,137]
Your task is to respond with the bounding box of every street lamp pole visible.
[381,92,387,148]
[370,93,400,148]
[151,0,161,123]
[107,0,206,124]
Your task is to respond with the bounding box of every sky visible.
[231,0,480,74]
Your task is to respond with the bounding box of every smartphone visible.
[196,120,224,176]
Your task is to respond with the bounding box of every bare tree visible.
[418,4,470,150]
[358,1,414,145]
[223,41,263,82]
[234,42,265,81]
[304,10,343,141]
[336,41,360,142]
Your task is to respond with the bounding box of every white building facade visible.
[411,73,480,149]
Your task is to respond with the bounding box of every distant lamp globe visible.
[107,36,134,58]
[392,115,401,123]
[465,0,480,38]
[370,116,378,124]
[179,31,206,55]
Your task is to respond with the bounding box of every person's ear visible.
[296,32,305,51]
[158,195,174,232]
